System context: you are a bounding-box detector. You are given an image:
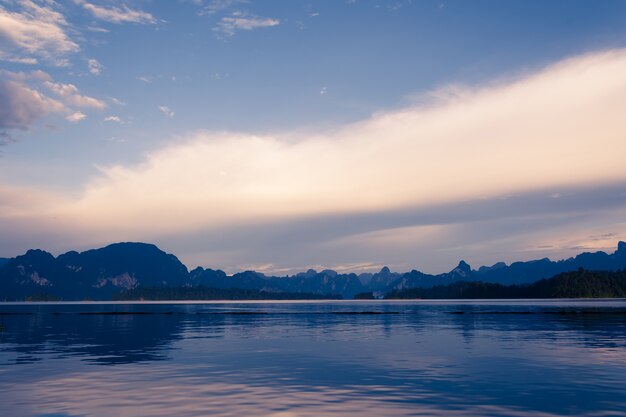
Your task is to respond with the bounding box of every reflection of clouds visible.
[17,368,415,416]
[5,365,572,417]
[582,347,626,364]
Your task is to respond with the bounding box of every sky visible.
[1,0,626,274]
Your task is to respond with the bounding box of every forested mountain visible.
[385,269,626,299]
[1,241,625,300]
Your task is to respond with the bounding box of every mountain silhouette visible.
[1,241,625,300]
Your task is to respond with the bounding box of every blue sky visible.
[2,0,626,273]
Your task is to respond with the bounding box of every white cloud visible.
[0,53,38,64]
[43,81,106,109]
[0,70,106,140]
[214,11,279,37]
[57,49,626,231]
[0,79,65,133]
[0,0,79,65]
[66,111,86,123]
[158,105,174,117]
[108,96,125,106]
[3,49,626,271]
[199,0,249,15]
[74,0,156,24]
[86,25,109,33]
[137,76,153,83]
[1,69,52,83]
[104,115,122,123]
[87,58,103,75]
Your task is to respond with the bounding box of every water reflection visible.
[0,312,184,364]
[1,301,626,417]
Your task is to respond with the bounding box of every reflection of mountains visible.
[0,310,188,365]
[443,305,626,349]
[2,304,626,365]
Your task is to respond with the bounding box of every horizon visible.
[3,239,625,276]
[2,1,626,275]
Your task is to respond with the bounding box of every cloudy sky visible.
[1,0,626,274]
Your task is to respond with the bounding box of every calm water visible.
[1,300,626,417]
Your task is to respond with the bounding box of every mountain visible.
[1,241,626,300]
[0,243,188,300]
[114,286,341,301]
[362,266,401,290]
[385,268,626,299]
[273,269,365,296]
[377,242,626,292]
[190,267,364,297]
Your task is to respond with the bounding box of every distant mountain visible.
[114,286,341,301]
[385,268,626,299]
[1,241,626,301]
[361,266,400,289]
[375,242,626,293]
[188,267,365,298]
[0,258,8,267]
[274,269,365,296]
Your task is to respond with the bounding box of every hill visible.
[1,241,626,300]
[385,269,626,299]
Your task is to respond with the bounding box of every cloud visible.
[0,79,64,136]
[66,111,86,123]
[74,0,156,24]
[199,0,249,15]
[109,96,125,106]
[78,50,626,227]
[0,54,38,65]
[158,105,174,117]
[3,49,626,271]
[0,0,79,65]
[137,76,153,83]
[104,115,122,123]
[0,70,105,141]
[86,25,109,33]
[87,58,103,75]
[214,11,279,37]
[43,81,106,109]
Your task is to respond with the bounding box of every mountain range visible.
[1,241,625,300]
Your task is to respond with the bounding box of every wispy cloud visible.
[0,79,65,137]
[158,105,175,117]
[0,70,105,140]
[108,96,125,106]
[104,115,122,123]
[43,81,106,109]
[199,0,249,15]
[86,25,109,33]
[66,111,86,123]
[74,0,156,24]
[0,0,79,66]
[87,58,103,75]
[214,11,279,37]
[0,54,38,65]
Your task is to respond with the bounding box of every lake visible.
[1,299,626,417]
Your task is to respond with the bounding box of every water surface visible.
[1,300,626,417]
